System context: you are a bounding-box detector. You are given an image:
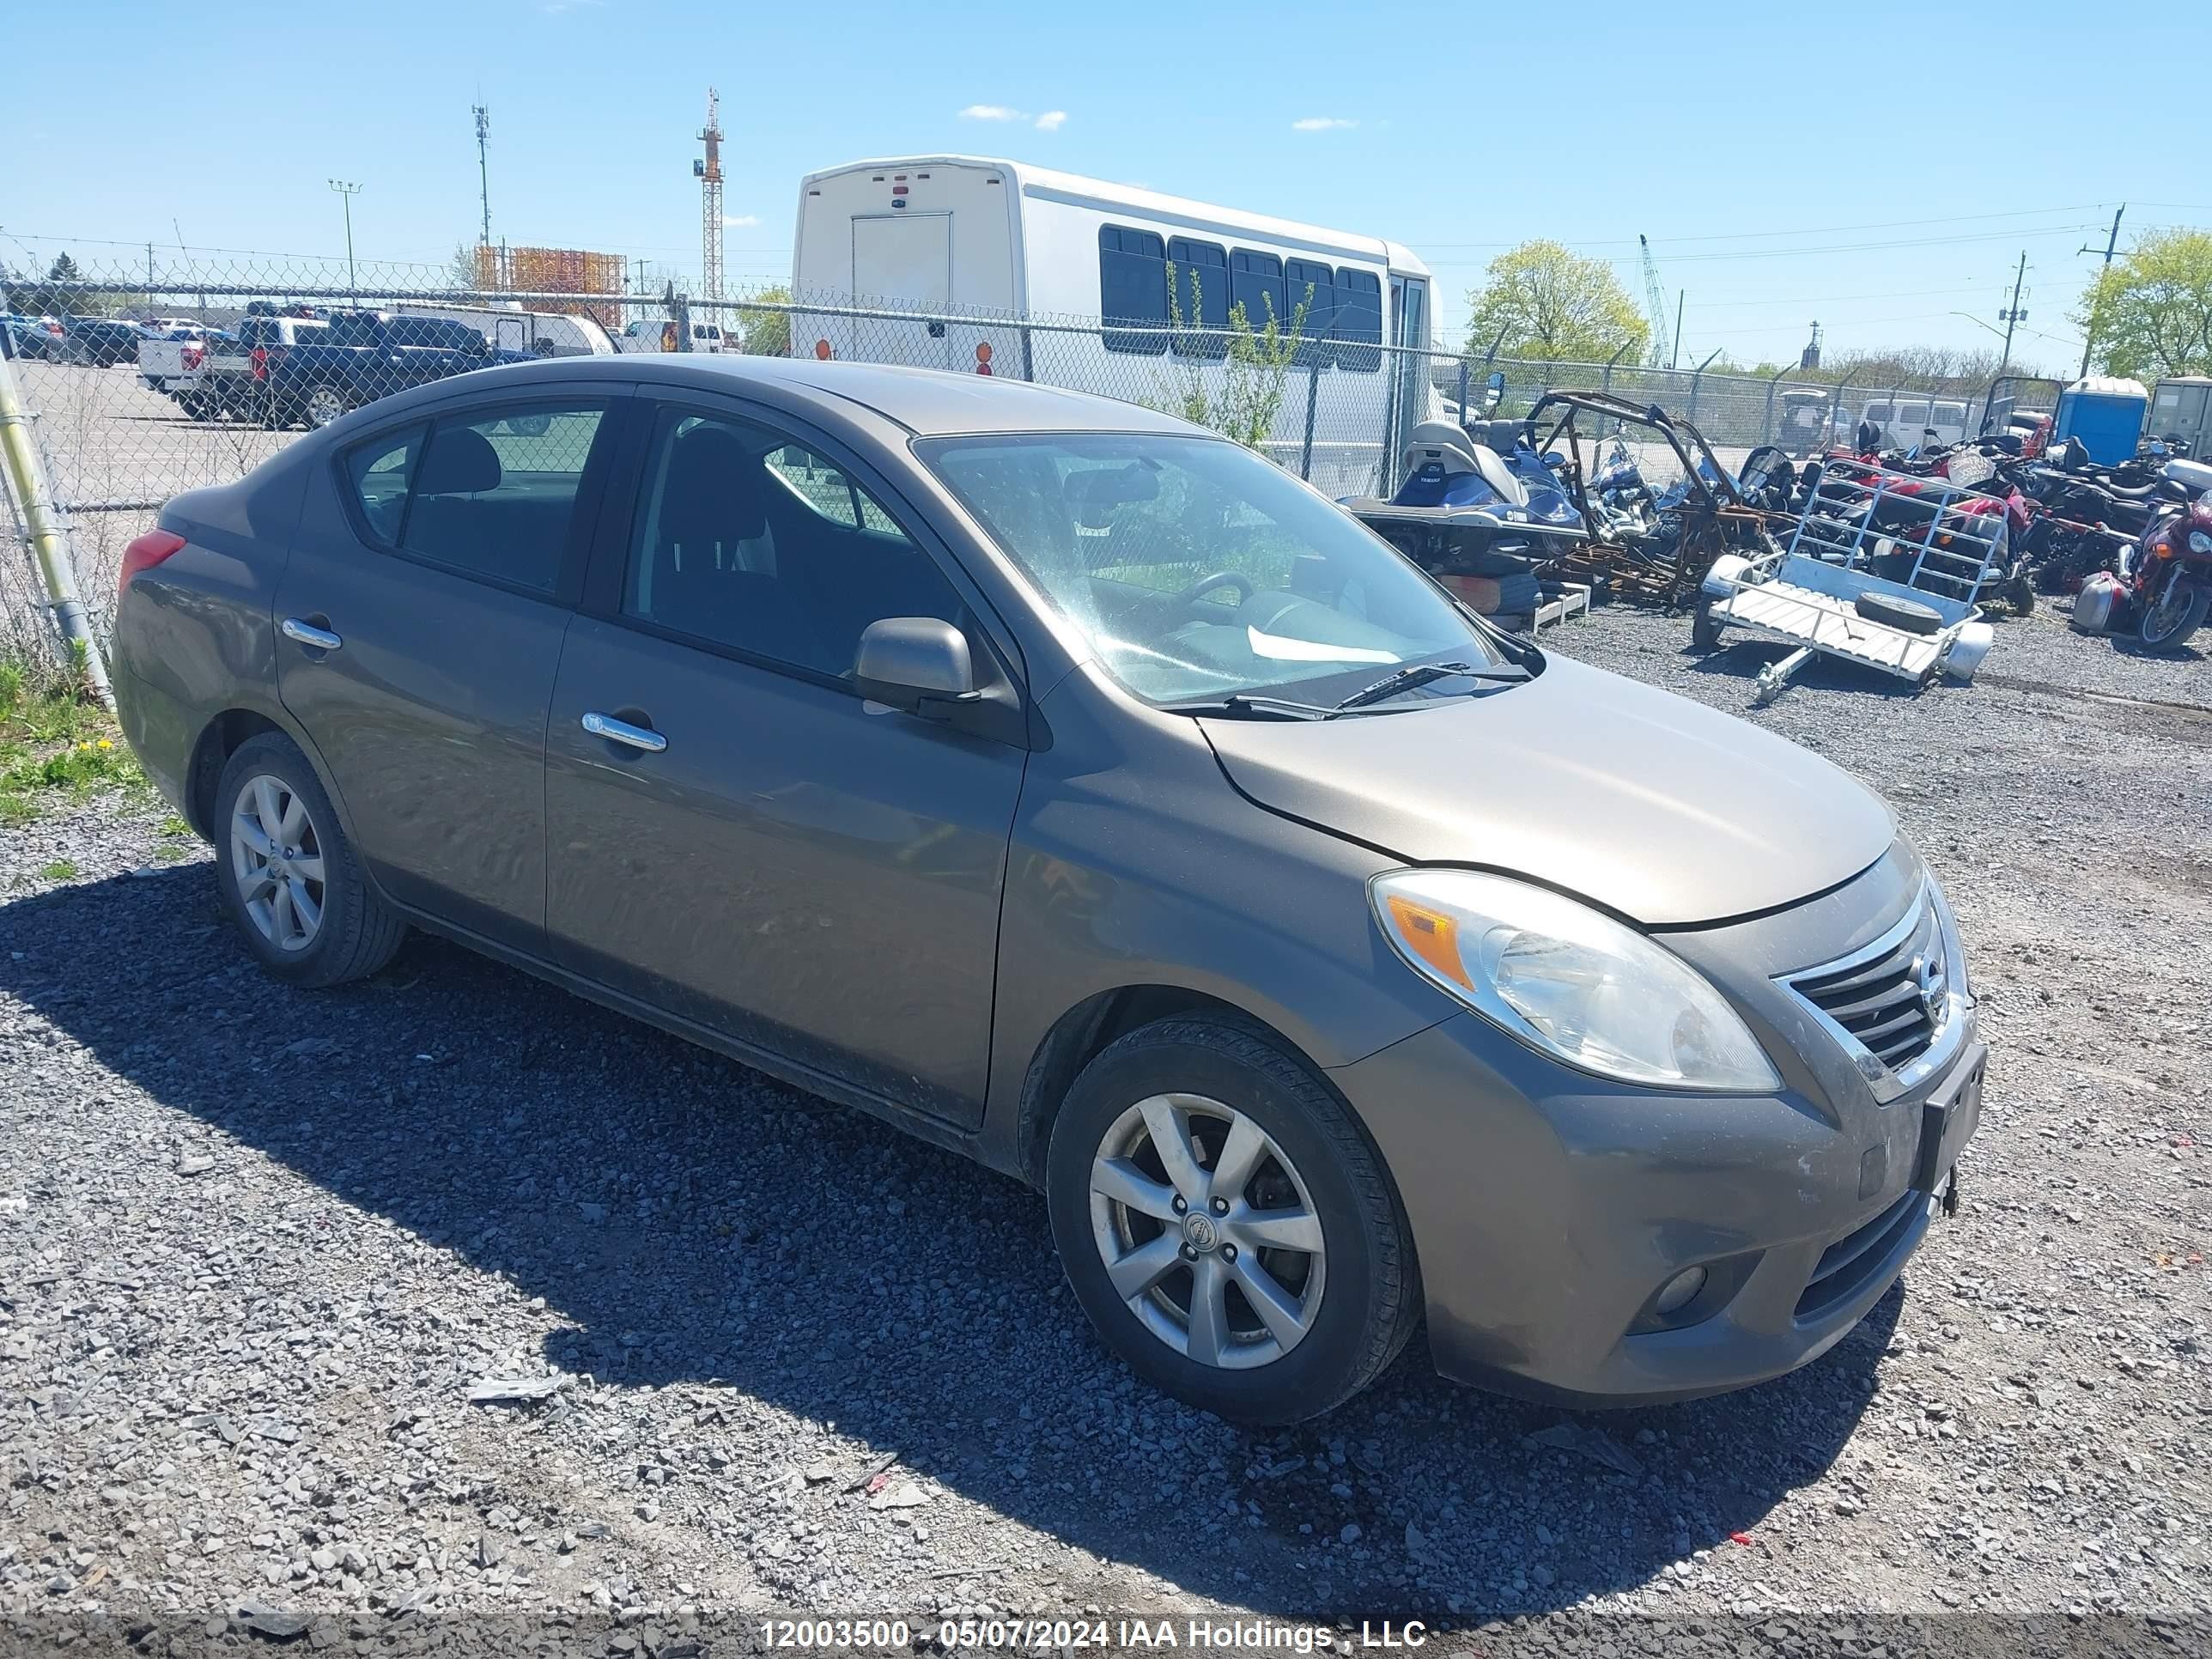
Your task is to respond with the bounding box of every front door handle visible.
[581,711,667,753]
[281,617,342,651]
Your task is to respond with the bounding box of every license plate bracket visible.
[1914,1058,1985,1193]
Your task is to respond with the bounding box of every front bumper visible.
[1330,852,1984,1406]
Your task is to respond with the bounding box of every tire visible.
[1854,592,1944,635]
[2136,579,2209,653]
[213,733,405,988]
[1692,597,1723,651]
[1046,1016,1419,1425]
[302,384,349,429]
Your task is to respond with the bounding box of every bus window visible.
[1167,237,1229,358]
[1335,268,1382,371]
[1285,259,1336,368]
[1099,225,1169,355]
[1230,250,1289,334]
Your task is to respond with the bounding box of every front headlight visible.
[2189,530,2212,555]
[1370,869,1783,1092]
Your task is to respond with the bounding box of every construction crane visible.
[695,88,724,301]
[1638,234,1670,370]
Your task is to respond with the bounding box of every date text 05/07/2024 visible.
[757,1619,1434,1651]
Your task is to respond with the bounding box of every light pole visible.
[328,179,362,295]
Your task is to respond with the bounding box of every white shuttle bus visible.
[791,155,1439,496]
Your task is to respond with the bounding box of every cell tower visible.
[472,104,491,251]
[1802,320,1823,371]
[1638,234,1671,370]
[696,88,724,301]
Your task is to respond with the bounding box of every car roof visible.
[368,353,1200,439]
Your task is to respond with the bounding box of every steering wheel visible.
[1168,570,1255,612]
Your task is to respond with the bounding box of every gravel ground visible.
[2,599,2208,1657]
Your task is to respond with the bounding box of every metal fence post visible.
[1299,358,1322,481]
[0,347,112,705]
[667,283,692,352]
[1765,368,1788,447]
[1456,360,1469,425]
[1687,349,1720,426]
[1601,343,1630,397]
[1830,368,1859,447]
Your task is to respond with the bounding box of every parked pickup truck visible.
[154,314,331,424]
[137,328,238,417]
[266,310,532,428]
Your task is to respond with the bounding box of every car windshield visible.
[919,431,1504,707]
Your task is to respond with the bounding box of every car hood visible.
[1198,654,1893,927]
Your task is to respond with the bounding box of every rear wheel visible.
[214,734,405,987]
[302,384,349,428]
[1047,1017,1418,1424]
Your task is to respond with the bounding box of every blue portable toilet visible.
[2054,376,2148,464]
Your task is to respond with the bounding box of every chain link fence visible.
[3,242,1991,654]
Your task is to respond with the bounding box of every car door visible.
[543,395,1028,1127]
[274,389,623,950]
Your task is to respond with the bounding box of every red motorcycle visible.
[2121,490,2212,651]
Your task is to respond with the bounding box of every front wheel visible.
[2136,577,2209,652]
[1047,1017,1418,1424]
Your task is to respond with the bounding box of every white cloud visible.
[1291,116,1358,131]
[1034,110,1066,132]
[958,104,1024,122]
[722,214,761,228]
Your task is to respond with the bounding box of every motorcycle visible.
[2117,489,2212,651]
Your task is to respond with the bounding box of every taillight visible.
[118,529,185,594]
[181,344,204,371]
[250,345,269,380]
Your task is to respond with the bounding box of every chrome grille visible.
[1786,895,1946,1073]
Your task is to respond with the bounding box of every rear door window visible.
[358,402,611,594]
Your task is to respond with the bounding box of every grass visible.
[38,860,78,882]
[0,657,150,827]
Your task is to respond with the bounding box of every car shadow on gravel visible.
[0,863,1899,1622]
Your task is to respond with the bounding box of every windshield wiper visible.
[1158,693,1334,720]
[1328,660,1529,714]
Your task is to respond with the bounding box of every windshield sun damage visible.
[920,433,1505,708]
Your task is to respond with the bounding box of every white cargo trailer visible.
[791,155,1439,495]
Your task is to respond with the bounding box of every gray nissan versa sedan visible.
[111,354,1985,1424]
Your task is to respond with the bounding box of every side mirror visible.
[854,617,976,716]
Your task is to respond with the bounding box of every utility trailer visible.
[1694,458,2004,704]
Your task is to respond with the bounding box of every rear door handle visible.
[281,617,342,651]
[581,711,667,753]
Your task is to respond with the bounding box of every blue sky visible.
[11,0,2208,372]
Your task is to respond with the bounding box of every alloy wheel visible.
[229,774,326,952]
[1088,1092,1326,1370]
[305,386,347,428]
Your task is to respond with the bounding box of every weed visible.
[0,657,147,824]
[38,859,80,882]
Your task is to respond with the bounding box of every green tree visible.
[736,286,793,357]
[2079,228,2212,380]
[6,253,100,318]
[1464,240,1649,364]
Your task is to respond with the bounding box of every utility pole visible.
[1996,251,2027,378]
[328,180,362,295]
[2076,204,2125,380]
[473,105,493,253]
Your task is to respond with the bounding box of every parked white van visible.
[613,317,727,354]
[1860,398,1969,452]
[791,155,1440,496]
